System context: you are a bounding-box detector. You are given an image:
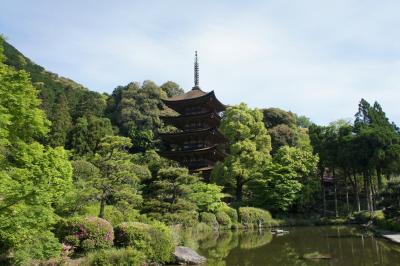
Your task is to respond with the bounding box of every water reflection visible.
[184,226,400,266]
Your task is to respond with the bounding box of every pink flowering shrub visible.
[56,216,114,253]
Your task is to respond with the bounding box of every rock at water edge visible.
[173,246,206,265]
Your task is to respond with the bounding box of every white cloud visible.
[1,0,400,125]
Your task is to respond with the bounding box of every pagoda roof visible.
[163,88,226,114]
[166,87,208,101]
[159,127,226,143]
[159,144,226,161]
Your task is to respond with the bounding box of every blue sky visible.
[1,0,400,125]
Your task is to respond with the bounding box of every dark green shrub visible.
[82,247,145,266]
[221,206,238,223]
[57,216,114,253]
[354,211,384,224]
[216,211,232,228]
[377,217,400,232]
[353,211,371,223]
[200,212,219,229]
[114,221,174,263]
[163,212,199,228]
[11,231,62,265]
[114,222,151,249]
[148,221,175,263]
[238,207,273,228]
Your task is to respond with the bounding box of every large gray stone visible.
[173,246,206,265]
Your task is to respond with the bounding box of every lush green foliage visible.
[82,247,145,266]
[248,163,302,212]
[3,34,400,264]
[70,115,113,156]
[215,103,318,213]
[216,211,232,228]
[216,103,271,203]
[0,37,73,263]
[57,216,114,253]
[381,177,400,218]
[114,221,174,263]
[238,207,273,228]
[199,212,219,229]
[105,81,167,152]
[220,206,239,223]
[309,99,400,215]
[91,136,142,218]
[142,167,199,226]
[189,182,226,213]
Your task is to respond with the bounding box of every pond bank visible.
[372,227,400,244]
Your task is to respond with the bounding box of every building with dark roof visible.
[159,52,227,178]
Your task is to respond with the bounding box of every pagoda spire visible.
[193,51,200,90]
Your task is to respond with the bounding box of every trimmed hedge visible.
[57,216,114,253]
[216,211,232,229]
[114,221,174,263]
[221,206,238,223]
[199,212,219,230]
[82,247,145,266]
[238,207,273,228]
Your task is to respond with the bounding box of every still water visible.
[185,226,400,266]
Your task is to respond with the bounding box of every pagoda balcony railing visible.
[183,143,208,150]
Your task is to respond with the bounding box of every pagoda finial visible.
[193,51,199,90]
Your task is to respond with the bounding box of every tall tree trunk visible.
[368,174,374,212]
[351,172,361,212]
[323,186,327,217]
[334,183,339,217]
[99,191,107,218]
[236,176,243,203]
[376,167,382,192]
[355,187,361,212]
[364,172,371,212]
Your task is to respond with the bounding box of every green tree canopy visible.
[0,38,73,263]
[262,107,296,129]
[91,136,142,218]
[70,115,113,156]
[160,81,184,97]
[215,103,272,203]
[142,167,199,226]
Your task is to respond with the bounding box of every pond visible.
[184,226,400,266]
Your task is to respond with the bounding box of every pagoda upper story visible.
[159,52,227,177]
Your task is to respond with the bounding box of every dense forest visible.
[1,37,400,265]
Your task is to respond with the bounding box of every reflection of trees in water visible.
[224,233,307,266]
[264,242,307,266]
[179,228,217,250]
[374,237,400,265]
[185,226,400,266]
[239,229,272,249]
[196,230,238,266]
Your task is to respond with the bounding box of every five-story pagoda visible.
[159,52,227,178]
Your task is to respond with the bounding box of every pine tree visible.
[47,92,72,147]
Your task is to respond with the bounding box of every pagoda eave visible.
[160,111,221,126]
[163,91,226,114]
[159,127,226,143]
[159,145,226,161]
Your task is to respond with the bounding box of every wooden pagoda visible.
[159,52,227,177]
